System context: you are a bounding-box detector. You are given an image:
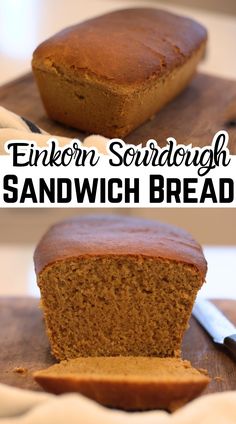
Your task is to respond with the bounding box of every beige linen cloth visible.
[0,106,109,155]
[1,383,236,423]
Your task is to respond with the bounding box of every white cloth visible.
[0,106,109,154]
[0,383,236,423]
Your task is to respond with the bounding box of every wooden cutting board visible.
[0,72,236,152]
[0,297,236,395]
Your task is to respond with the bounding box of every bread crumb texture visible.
[38,255,203,360]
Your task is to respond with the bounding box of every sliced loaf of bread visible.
[34,215,207,360]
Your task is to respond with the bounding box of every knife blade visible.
[192,298,236,361]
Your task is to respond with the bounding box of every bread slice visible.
[34,215,207,361]
[32,8,207,138]
[34,356,210,411]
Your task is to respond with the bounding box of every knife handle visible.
[224,334,236,361]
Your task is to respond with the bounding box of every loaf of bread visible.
[34,215,207,361]
[32,8,207,138]
[34,357,209,411]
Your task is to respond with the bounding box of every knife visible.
[192,298,236,361]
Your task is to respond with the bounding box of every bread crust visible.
[34,376,208,411]
[32,8,207,87]
[34,357,210,411]
[34,215,207,278]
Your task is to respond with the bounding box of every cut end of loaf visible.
[34,356,210,411]
[38,255,204,361]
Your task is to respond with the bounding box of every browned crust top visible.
[32,8,207,86]
[34,215,207,278]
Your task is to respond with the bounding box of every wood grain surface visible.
[0,73,236,152]
[0,297,235,394]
